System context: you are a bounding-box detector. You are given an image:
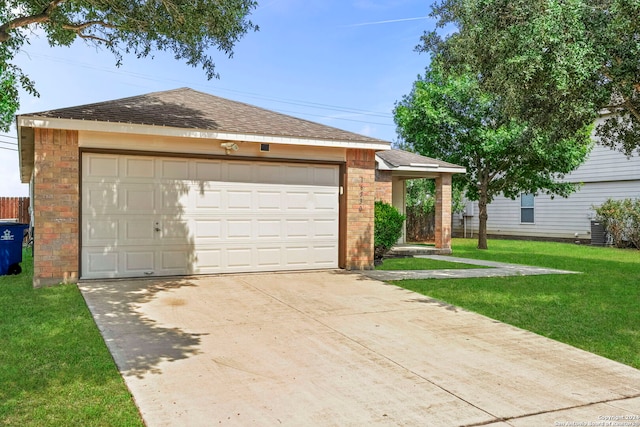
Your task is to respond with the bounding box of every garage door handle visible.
[154,222,161,232]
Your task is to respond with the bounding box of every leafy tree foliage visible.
[394,63,591,249]
[421,0,640,156]
[0,0,258,130]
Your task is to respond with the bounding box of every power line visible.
[25,53,395,122]
[0,139,18,146]
[0,146,17,152]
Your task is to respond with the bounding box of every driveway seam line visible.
[461,393,640,427]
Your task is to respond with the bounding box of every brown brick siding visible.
[374,169,392,204]
[434,173,452,251]
[33,129,79,287]
[345,149,376,270]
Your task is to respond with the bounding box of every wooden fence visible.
[405,207,435,243]
[0,197,30,224]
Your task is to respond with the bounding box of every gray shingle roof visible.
[377,149,463,170]
[26,87,388,144]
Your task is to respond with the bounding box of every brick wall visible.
[374,169,392,204]
[345,149,376,270]
[33,129,79,287]
[434,173,452,252]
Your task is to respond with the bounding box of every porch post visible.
[434,173,453,252]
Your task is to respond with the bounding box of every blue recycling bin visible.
[0,222,29,276]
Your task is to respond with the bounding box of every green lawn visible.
[0,250,143,426]
[376,256,486,270]
[394,238,640,369]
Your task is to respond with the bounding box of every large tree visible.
[0,0,258,130]
[421,0,640,156]
[394,63,591,249]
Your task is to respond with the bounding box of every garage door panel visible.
[160,250,190,271]
[284,166,310,185]
[125,250,156,272]
[256,247,281,267]
[227,220,252,239]
[194,189,223,209]
[194,220,222,239]
[256,164,283,183]
[312,246,338,265]
[83,186,118,213]
[314,219,339,237]
[82,153,338,279]
[84,249,118,276]
[227,190,253,210]
[124,219,156,241]
[160,159,190,180]
[314,167,339,186]
[85,219,119,242]
[124,157,155,179]
[194,249,222,271]
[160,220,191,240]
[314,191,339,210]
[285,246,311,265]
[85,155,119,178]
[257,191,281,210]
[257,220,281,238]
[195,161,222,181]
[122,185,157,212]
[227,163,253,182]
[286,219,311,238]
[227,248,253,268]
[159,183,189,212]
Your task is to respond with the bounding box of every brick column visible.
[434,173,453,253]
[345,149,376,270]
[33,129,79,287]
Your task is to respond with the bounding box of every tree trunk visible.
[477,188,489,250]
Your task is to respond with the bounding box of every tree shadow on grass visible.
[79,277,205,379]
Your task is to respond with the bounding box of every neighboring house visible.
[453,122,640,241]
[0,197,30,224]
[17,88,459,286]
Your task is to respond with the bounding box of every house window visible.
[521,193,535,223]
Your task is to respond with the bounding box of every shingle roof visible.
[27,87,388,144]
[376,149,464,170]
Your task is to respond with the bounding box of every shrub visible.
[594,198,640,249]
[374,201,406,261]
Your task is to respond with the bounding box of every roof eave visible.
[16,116,391,151]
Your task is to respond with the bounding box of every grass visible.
[376,256,486,270]
[0,250,143,426]
[394,238,640,369]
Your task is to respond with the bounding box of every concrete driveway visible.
[79,271,640,426]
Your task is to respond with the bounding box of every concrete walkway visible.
[79,271,639,426]
[363,255,580,281]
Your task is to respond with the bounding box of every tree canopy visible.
[394,63,591,249]
[0,0,258,131]
[421,0,640,156]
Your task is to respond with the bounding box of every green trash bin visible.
[0,222,29,275]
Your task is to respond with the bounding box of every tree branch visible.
[0,0,66,42]
[62,20,117,32]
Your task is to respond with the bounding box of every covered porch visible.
[375,149,466,254]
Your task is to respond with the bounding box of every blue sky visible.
[0,0,437,196]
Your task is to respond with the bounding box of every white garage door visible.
[81,153,339,279]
